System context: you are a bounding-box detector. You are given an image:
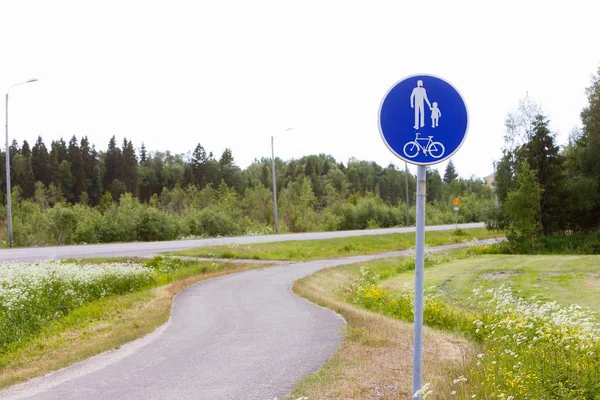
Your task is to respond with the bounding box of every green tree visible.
[505,162,543,248]
[103,136,122,192]
[31,136,51,186]
[518,115,566,234]
[280,176,318,232]
[68,136,87,203]
[121,138,138,195]
[191,143,208,187]
[443,160,458,184]
[110,179,127,202]
[426,168,443,204]
[140,142,148,164]
[58,160,75,202]
[12,153,35,199]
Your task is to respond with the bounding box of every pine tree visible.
[9,139,20,166]
[104,136,122,191]
[59,160,75,202]
[56,138,68,163]
[12,153,35,198]
[443,160,458,184]
[140,143,148,164]
[191,143,208,187]
[68,135,87,203]
[32,136,51,186]
[219,148,236,187]
[519,115,565,234]
[48,142,60,187]
[21,140,31,158]
[80,136,93,179]
[121,139,138,195]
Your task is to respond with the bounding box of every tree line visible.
[0,130,494,247]
[0,133,489,211]
[487,65,600,250]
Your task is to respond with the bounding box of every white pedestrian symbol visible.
[430,102,441,128]
[410,80,431,129]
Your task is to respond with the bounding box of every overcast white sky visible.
[2,0,599,178]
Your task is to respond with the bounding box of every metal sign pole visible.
[455,208,458,230]
[412,165,426,398]
[378,74,468,400]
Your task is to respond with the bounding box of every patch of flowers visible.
[0,261,154,350]
[453,285,600,399]
[348,265,474,334]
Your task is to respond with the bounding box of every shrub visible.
[137,208,179,241]
[196,207,243,237]
[46,204,78,245]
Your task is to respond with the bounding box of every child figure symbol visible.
[430,102,441,128]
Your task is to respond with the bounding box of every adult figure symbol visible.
[410,80,431,129]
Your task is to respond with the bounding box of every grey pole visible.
[271,136,279,234]
[4,79,37,248]
[5,93,12,248]
[412,165,426,398]
[405,161,410,226]
[455,208,459,230]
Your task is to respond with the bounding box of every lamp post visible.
[5,78,38,248]
[271,128,293,234]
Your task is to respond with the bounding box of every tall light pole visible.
[271,128,293,234]
[5,78,38,248]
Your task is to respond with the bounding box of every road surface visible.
[0,223,484,263]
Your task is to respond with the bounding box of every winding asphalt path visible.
[0,227,495,400]
[0,223,483,263]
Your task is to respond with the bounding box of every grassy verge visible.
[288,253,478,399]
[169,228,501,261]
[0,259,272,389]
[305,246,600,398]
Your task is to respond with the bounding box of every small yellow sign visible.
[453,198,460,206]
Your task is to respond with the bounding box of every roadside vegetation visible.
[170,227,501,261]
[291,242,600,399]
[0,257,269,389]
[1,126,494,248]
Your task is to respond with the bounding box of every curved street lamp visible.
[5,78,38,248]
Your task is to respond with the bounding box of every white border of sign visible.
[377,73,470,166]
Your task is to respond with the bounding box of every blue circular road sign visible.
[379,74,468,165]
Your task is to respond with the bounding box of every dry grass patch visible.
[289,268,477,400]
[0,262,264,389]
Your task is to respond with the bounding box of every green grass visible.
[169,227,501,261]
[340,251,600,398]
[383,254,600,315]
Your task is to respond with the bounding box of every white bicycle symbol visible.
[403,133,445,159]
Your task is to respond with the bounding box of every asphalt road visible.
[0,239,501,400]
[0,222,484,262]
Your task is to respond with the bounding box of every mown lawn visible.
[384,254,600,314]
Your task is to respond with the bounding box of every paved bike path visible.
[0,239,500,400]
